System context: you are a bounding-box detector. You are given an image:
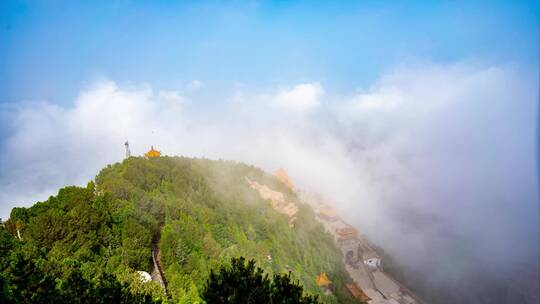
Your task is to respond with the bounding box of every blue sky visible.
[0,0,538,105]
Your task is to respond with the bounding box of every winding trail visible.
[151,227,168,295]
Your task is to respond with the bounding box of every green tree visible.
[202,257,319,304]
[270,272,319,304]
[3,157,358,303]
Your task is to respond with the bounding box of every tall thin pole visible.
[125,141,131,158]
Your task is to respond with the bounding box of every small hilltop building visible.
[316,272,331,286]
[145,146,161,158]
[316,272,333,294]
[345,283,371,303]
[363,251,382,270]
[336,226,359,247]
[275,168,294,189]
[245,177,298,227]
[137,271,152,283]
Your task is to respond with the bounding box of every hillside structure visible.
[363,251,382,269]
[137,271,152,283]
[245,177,298,227]
[346,283,371,302]
[300,195,423,304]
[124,141,131,158]
[316,272,332,286]
[316,272,333,295]
[275,168,294,189]
[145,146,161,158]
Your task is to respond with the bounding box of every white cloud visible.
[273,83,324,112]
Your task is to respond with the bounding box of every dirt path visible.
[151,228,168,295]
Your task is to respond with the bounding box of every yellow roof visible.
[316,272,332,286]
[144,146,161,158]
[275,168,294,189]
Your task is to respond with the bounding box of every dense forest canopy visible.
[1,156,357,303]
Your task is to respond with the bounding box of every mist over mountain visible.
[1,1,538,303]
[1,156,357,303]
[1,63,538,303]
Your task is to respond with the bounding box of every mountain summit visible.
[1,156,360,303]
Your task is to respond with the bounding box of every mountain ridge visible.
[1,156,358,303]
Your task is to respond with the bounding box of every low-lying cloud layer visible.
[1,62,538,303]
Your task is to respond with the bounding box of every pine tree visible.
[202,257,320,304]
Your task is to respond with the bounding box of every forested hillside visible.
[1,156,356,303]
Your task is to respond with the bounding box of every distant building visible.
[316,272,332,286]
[137,271,152,283]
[341,241,361,265]
[336,226,359,246]
[346,283,371,302]
[363,251,382,269]
[316,272,333,295]
[275,168,294,189]
[145,146,161,158]
[246,177,298,227]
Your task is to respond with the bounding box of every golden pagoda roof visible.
[316,272,332,286]
[275,168,294,189]
[144,146,161,158]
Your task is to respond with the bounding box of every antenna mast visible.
[125,141,131,158]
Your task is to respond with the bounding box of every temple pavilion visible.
[316,272,331,286]
[316,272,333,294]
[145,146,161,158]
[275,168,294,189]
